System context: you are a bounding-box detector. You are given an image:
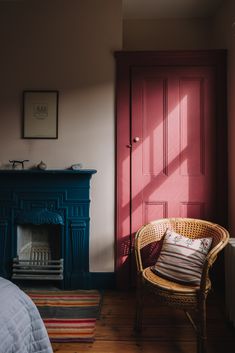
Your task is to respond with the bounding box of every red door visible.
[131,66,216,232]
[115,51,227,288]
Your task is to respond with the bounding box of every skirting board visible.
[89,272,115,289]
[13,272,116,290]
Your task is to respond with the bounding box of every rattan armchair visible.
[134,218,229,353]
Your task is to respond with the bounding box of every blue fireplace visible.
[0,169,96,289]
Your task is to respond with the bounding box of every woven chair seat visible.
[143,267,211,294]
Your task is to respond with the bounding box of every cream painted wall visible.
[0,0,232,277]
[213,0,235,236]
[123,18,213,50]
[0,0,122,272]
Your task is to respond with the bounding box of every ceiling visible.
[0,0,225,19]
[123,0,224,19]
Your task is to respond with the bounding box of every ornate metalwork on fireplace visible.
[0,169,96,289]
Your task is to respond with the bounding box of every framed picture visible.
[23,90,59,139]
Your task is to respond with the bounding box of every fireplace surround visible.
[0,169,96,289]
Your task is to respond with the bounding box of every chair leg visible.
[134,276,143,332]
[197,296,207,353]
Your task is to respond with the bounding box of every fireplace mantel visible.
[0,169,96,176]
[0,169,96,289]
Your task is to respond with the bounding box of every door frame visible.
[115,51,227,288]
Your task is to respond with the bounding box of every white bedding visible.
[0,277,53,353]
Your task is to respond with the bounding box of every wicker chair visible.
[134,218,229,353]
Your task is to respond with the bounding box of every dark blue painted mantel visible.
[0,169,96,289]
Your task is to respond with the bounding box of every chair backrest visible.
[135,218,230,273]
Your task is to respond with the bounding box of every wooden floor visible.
[52,290,235,353]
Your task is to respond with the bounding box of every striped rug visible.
[25,289,101,342]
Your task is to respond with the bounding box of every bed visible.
[0,277,53,353]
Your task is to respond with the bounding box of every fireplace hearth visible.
[0,169,96,289]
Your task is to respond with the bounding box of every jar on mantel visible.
[37,161,47,170]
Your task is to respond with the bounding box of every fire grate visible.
[12,243,63,281]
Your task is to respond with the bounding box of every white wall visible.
[0,0,233,275]
[123,18,213,50]
[0,0,122,272]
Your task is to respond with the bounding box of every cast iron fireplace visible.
[0,169,96,289]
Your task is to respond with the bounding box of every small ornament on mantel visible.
[71,163,83,170]
[9,160,29,169]
[37,160,47,170]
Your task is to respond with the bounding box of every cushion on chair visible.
[151,229,212,285]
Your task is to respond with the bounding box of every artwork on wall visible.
[23,90,59,139]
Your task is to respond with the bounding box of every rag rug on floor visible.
[25,289,101,343]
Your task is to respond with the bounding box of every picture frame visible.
[23,90,59,139]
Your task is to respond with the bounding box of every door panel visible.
[131,66,215,234]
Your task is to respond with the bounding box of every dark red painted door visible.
[131,66,216,233]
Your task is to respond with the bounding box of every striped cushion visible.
[151,229,212,285]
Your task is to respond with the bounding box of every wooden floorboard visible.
[52,290,235,353]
